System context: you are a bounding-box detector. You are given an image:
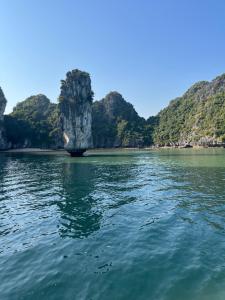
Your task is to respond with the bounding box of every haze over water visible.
[0,149,225,300]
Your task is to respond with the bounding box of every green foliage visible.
[5,95,63,148]
[153,91,225,145]
[4,74,225,149]
[92,92,153,148]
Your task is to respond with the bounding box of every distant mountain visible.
[153,74,225,146]
[92,91,152,148]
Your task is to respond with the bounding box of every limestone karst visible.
[59,69,93,156]
[0,87,8,150]
[153,74,225,146]
[92,91,151,147]
[4,94,63,149]
[0,88,6,119]
[0,70,225,151]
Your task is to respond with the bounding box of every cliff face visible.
[92,92,151,148]
[154,74,225,146]
[0,88,6,120]
[59,69,93,155]
[0,87,8,150]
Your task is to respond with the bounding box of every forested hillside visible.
[4,95,63,148]
[92,92,153,148]
[154,75,225,146]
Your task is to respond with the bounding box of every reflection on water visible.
[0,149,225,300]
[58,162,102,238]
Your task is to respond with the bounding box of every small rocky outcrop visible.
[0,87,8,150]
[59,69,93,156]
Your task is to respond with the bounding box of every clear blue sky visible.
[1,0,225,118]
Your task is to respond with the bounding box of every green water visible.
[0,149,225,300]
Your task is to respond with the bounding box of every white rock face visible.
[0,87,8,150]
[59,69,93,155]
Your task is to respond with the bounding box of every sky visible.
[1,0,225,118]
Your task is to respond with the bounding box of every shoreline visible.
[1,148,68,154]
[1,145,224,154]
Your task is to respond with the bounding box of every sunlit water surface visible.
[0,149,225,300]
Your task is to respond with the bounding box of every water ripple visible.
[0,150,225,300]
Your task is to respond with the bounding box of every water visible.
[0,149,225,300]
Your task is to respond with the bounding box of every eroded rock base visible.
[68,149,86,157]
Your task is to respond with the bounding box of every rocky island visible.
[0,70,224,152]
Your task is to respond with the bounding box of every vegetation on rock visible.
[153,75,225,146]
[1,71,225,150]
[92,92,152,148]
[5,95,62,148]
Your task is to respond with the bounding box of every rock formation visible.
[92,92,150,147]
[1,70,224,150]
[0,88,6,119]
[59,69,93,156]
[0,87,8,150]
[5,94,63,149]
[153,73,225,146]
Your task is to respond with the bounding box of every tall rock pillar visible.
[59,69,93,156]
